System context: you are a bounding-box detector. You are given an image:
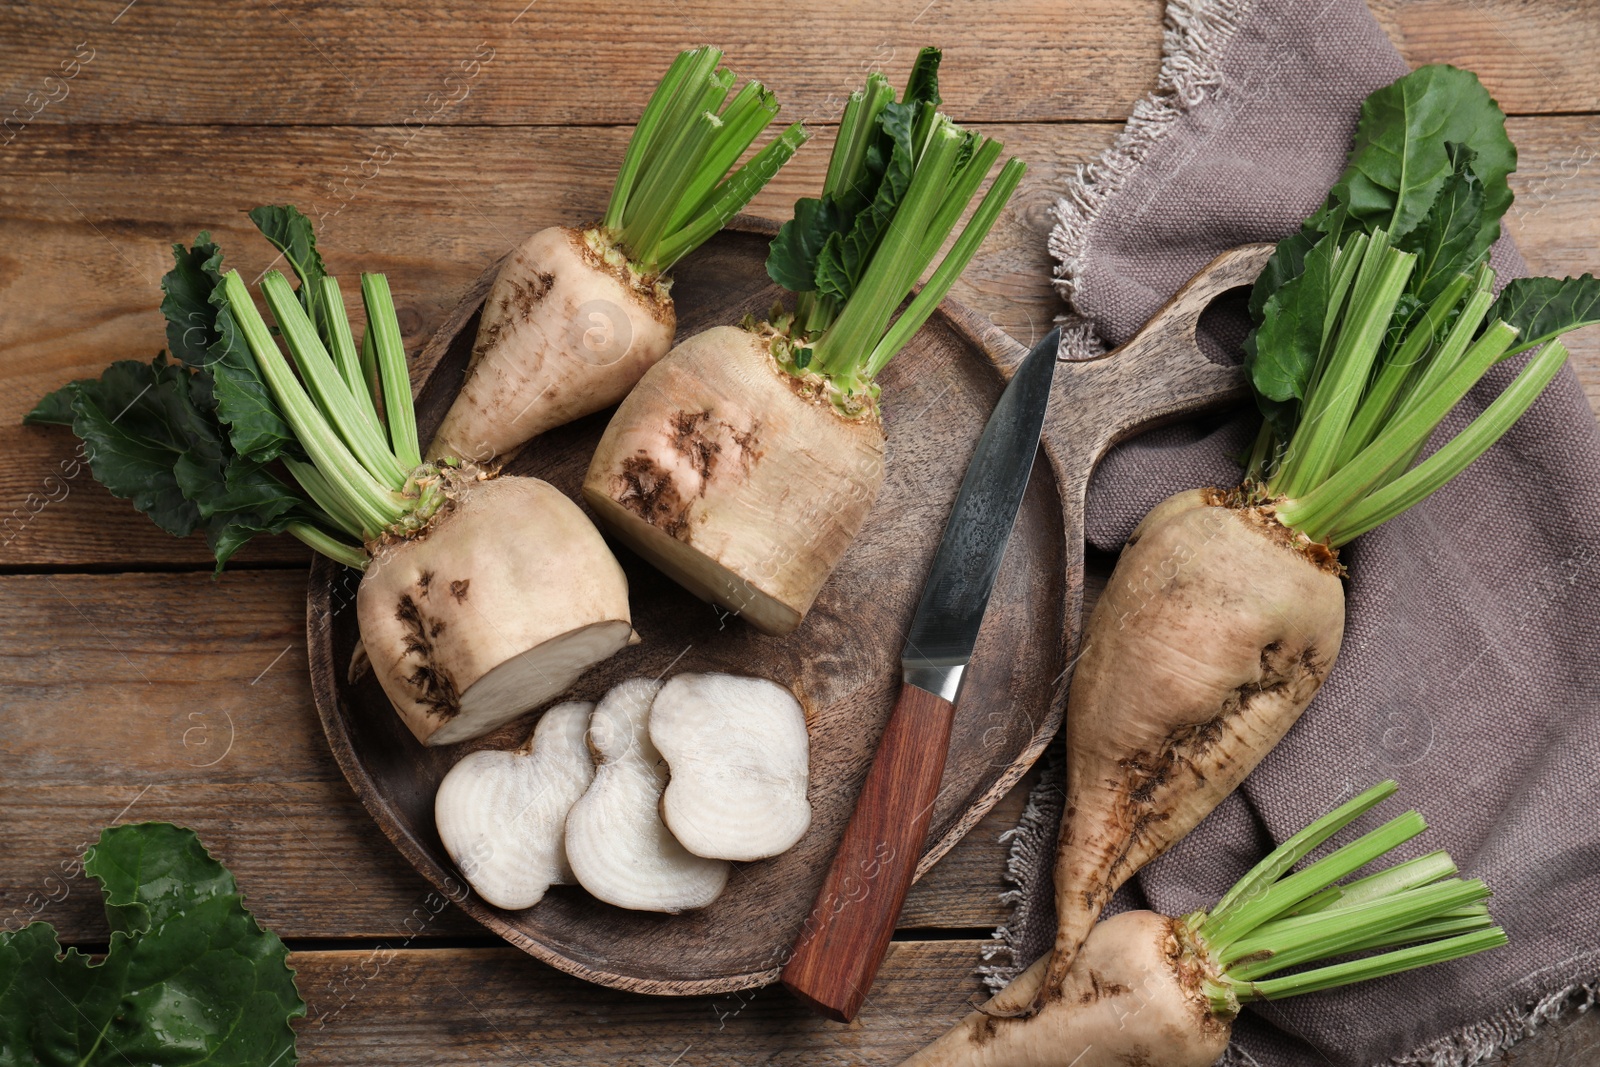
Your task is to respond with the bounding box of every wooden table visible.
[4,2,1598,1062]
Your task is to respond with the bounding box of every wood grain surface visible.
[1,0,1593,126]
[3,0,1598,1062]
[291,941,994,1064]
[284,943,1598,1064]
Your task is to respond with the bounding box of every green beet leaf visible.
[23,352,301,563]
[1247,226,1344,408]
[1328,64,1514,248]
[248,205,329,337]
[22,205,380,570]
[1246,66,1515,440]
[1248,226,1315,324]
[26,357,212,538]
[23,386,75,427]
[1397,143,1490,305]
[161,237,226,374]
[1488,274,1600,357]
[0,822,304,1066]
[158,207,337,466]
[1248,204,1351,326]
[158,232,296,463]
[766,196,843,293]
[900,45,942,114]
[182,455,303,569]
[815,96,921,304]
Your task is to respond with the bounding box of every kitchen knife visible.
[779,326,1060,1022]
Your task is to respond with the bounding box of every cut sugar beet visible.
[650,672,811,861]
[26,207,638,749]
[434,701,596,910]
[585,325,884,634]
[565,678,730,913]
[358,475,633,746]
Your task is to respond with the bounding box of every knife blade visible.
[779,327,1059,1022]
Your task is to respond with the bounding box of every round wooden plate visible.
[308,219,1069,995]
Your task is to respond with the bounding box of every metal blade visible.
[901,328,1058,701]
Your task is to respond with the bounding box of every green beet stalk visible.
[603,47,802,275]
[1323,339,1568,543]
[223,271,405,539]
[319,276,386,437]
[1190,782,1506,1013]
[829,75,896,200]
[1334,270,1476,464]
[286,520,368,569]
[1269,231,1416,500]
[1290,851,1458,915]
[1258,235,1571,548]
[604,48,712,232]
[794,74,895,335]
[1276,321,1520,540]
[623,107,728,268]
[261,271,407,487]
[807,121,965,383]
[652,123,808,270]
[864,156,1026,379]
[359,273,422,471]
[768,49,1023,393]
[282,457,365,541]
[1388,266,1498,426]
[664,81,778,232]
[918,136,1004,265]
[1203,781,1395,935]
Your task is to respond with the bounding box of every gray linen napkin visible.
[981,1,1600,1064]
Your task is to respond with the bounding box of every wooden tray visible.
[308,217,1275,995]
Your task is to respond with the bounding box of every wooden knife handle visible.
[780,680,958,1022]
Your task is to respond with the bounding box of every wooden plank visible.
[901,767,1031,930]
[1370,0,1600,115]
[1509,1003,1600,1067]
[0,120,1108,567]
[2,1,1592,131]
[0,0,1163,128]
[2,0,1592,136]
[0,571,1020,941]
[0,568,477,939]
[0,781,484,942]
[287,942,987,1063]
[273,942,1594,1064]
